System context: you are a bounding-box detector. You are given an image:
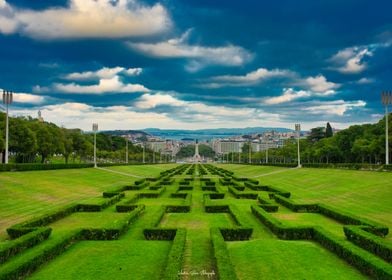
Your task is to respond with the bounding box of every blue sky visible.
[0,0,391,131]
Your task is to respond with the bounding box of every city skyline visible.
[0,0,391,131]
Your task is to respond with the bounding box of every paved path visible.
[96,167,144,178]
[251,167,299,178]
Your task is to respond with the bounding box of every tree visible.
[325,122,333,138]
[308,127,326,142]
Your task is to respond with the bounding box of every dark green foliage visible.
[165,206,190,213]
[273,195,319,212]
[202,186,217,192]
[0,228,51,264]
[326,122,333,138]
[76,193,124,212]
[228,186,258,199]
[143,229,178,240]
[210,228,238,280]
[344,226,392,263]
[219,228,253,241]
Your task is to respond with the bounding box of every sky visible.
[0,0,391,131]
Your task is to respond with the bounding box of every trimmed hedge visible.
[344,226,392,263]
[0,227,51,264]
[210,228,238,280]
[76,193,124,212]
[228,186,258,199]
[219,228,253,241]
[0,229,81,280]
[163,229,187,280]
[202,186,217,192]
[318,204,388,236]
[314,227,392,279]
[273,195,319,213]
[144,229,178,240]
[166,206,190,213]
[7,204,77,238]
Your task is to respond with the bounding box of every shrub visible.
[344,226,392,263]
[143,229,178,240]
[210,228,238,280]
[163,229,186,280]
[0,227,51,264]
[219,228,253,241]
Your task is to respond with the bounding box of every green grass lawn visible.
[228,239,367,280]
[29,240,171,280]
[1,163,391,279]
[0,164,173,240]
[217,164,392,231]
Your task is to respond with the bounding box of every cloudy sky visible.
[0,0,391,131]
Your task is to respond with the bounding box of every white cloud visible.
[64,67,142,81]
[0,89,47,104]
[264,88,310,105]
[135,93,186,109]
[0,0,171,39]
[127,29,252,70]
[52,76,149,94]
[304,100,366,116]
[329,46,373,74]
[356,77,374,84]
[304,75,339,92]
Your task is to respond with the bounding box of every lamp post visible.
[266,142,269,164]
[295,123,301,168]
[142,144,145,164]
[2,90,13,164]
[125,138,128,164]
[248,141,252,164]
[152,143,155,164]
[92,123,98,168]
[382,91,392,165]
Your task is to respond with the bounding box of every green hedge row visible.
[228,186,258,199]
[7,204,77,238]
[219,228,253,241]
[165,206,190,213]
[344,226,392,263]
[0,227,51,264]
[210,228,238,280]
[302,163,392,171]
[202,186,217,192]
[178,186,193,191]
[0,229,81,280]
[318,204,388,236]
[251,205,313,240]
[76,193,124,212]
[163,229,187,280]
[144,229,178,240]
[314,227,392,279]
[138,186,166,198]
[273,195,319,213]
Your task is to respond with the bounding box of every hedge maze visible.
[0,164,391,279]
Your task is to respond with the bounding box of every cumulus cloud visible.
[135,93,186,109]
[127,29,252,70]
[0,0,171,39]
[304,100,366,116]
[264,89,310,105]
[329,46,373,74]
[64,66,142,81]
[303,75,340,92]
[0,89,47,104]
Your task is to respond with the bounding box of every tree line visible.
[0,113,158,164]
[226,114,392,164]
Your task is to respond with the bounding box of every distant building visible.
[37,110,44,122]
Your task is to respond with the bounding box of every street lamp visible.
[2,90,13,164]
[92,123,98,168]
[142,143,145,164]
[382,91,392,165]
[125,138,128,164]
[266,141,269,164]
[295,123,301,168]
[248,141,252,164]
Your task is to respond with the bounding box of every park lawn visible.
[104,164,178,177]
[228,239,367,280]
[29,240,171,280]
[217,164,392,232]
[0,165,173,240]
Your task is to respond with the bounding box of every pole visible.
[386,105,389,165]
[248,141,251,164]
[382,91,391,165]
[125,139,128,164]
[3,90,13,164]
[142,144,145,164]
[295,123,301,168]
[5,100,9,164]
[266,144,269,164]
[92,123,98,168]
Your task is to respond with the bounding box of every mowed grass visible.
[228,240,367,280]
[29,240,171,280]
[0,164,175,240]
[216,164,392,233]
